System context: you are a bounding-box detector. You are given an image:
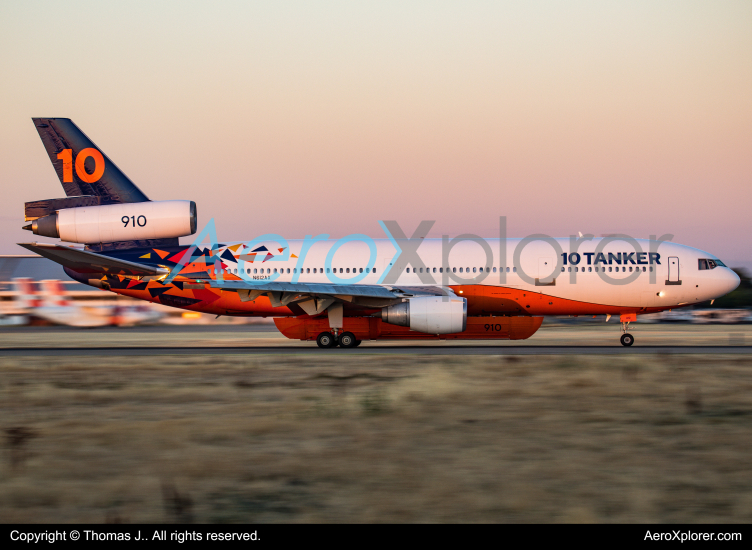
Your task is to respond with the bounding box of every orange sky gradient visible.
[1,1,751,267]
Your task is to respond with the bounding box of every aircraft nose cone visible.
[720,268,740,296]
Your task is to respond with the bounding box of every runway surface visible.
[1,323,750,355]
[2,345,752,356]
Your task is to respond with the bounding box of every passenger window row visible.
[561,266,652,273]
[405,267,518,273]
[213,264,657,277]
[212,267,378,275]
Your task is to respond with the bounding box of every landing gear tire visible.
[317,332,337,348]
[338,332,357,348]
[620,333,634,347]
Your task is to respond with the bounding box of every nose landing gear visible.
[620,321,634,346]
[617,314,637,346]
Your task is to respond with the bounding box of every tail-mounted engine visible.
[378,295,467,334]
[24,200,197,244]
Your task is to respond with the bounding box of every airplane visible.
[19,118,740,347]
[12,277,111,327]
[37,278,164,327]
[12,277,162,327]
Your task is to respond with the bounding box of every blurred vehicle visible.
[13,277,109,327]
[656,309,695,323]
[692,309,751,324]
[12,278,163,327]
[41,279,163,326]
[110,303,164,326]
[633,310,693,323]
[0,314,27,326]
[634,312,662,323]
[635,308,752,324]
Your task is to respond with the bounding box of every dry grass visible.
[1,353,752,523]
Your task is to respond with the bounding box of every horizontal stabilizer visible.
[17,242,168,277]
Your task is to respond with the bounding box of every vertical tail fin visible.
[32,118,149,204]
[12,278,42,310]
[39,280,73,308]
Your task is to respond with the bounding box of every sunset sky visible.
[1,1,751,267]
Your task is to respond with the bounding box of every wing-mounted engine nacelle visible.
[25,200,197,244]
[378,295,467,334]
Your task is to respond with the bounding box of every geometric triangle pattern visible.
[148,286,172,298]
[166,249,190,264]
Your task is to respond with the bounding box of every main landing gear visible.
[338,332,358,348]
[620,321,634,347]
[316,332,337,348]
[316,331,361,349]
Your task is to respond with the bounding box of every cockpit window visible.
[699,258,726,270]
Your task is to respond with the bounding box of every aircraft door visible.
[668,256,680,283]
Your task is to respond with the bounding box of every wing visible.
[207,279,451,312]
[211,280,398,298]
[17,242,167,277]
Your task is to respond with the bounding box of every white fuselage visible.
[213,237,738,309]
